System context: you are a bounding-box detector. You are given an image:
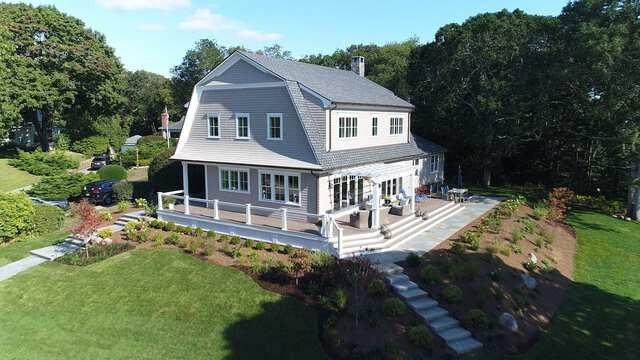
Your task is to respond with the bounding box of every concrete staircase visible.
[382,264,483,355]
[338,202,465,257]
[113,211,145,231]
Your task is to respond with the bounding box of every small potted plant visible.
[163,197,176,210]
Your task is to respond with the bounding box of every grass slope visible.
[0,158,39,192]
[0,249,326,360]
[0,230,68,267]
[521,211,640,359]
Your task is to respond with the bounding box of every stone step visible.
[428,316,460,332]
[391,280,417,292]
[448,337,483,355]
[417,306,448,322]
[408,297,438,311]
[377,263,404,275]
[398,287,429,301]
[30,243,80,260]
[65,238,84,246]
[438,327,471,343]
[386,274,410,285]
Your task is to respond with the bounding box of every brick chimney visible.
[351,56,365,77]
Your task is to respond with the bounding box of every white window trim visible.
[372,117,378,136]
[266,113,283,140]
[258,170,301,206]
[390,117,404,136]
[430,155,440,173]
[219,167,250,193]
[235,113,250,139]
[206,112,220,139]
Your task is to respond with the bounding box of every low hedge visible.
[8,149,79,175]
[0,192,35,242]
[33,204,65,234]
[29,172,99,200]
[113,181,133,201]
[98,164,127,181]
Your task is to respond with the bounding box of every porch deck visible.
[167,197,451,237]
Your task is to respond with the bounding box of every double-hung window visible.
[259,171,301,205]
[207,114,219,138]
[390,117,403,135]
[430,155,440,173]
[372,117,378,136]
[235,113,250,139]
[267,113,282,140]
[220,168,249,193]
[338,117,358,138]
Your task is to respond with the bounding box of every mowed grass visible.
[0,158,39,192]
[0,229,68,267]
[520,210,640,359]
[0,249,326,360]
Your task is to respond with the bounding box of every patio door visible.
[332,176,365,210]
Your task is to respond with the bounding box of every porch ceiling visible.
[332,162,415,183]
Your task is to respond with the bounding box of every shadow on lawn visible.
[222,296,327,360]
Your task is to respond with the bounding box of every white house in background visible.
[157,51,462,258]
[158,116,185,139]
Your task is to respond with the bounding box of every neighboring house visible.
[6,121,60,149]
[158,51,453,257]
[158,116,185,139]
[120,135,142,153]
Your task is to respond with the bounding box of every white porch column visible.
[182,162,190,215]
[245,204,252,225]
[157,192,163,211]
[213,199,219,220]
[281,208,288,231]
[372,181,381,228]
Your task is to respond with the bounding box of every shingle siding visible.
[211,59,281,84]
[176,86,320,169]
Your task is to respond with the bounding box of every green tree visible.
[170,39,227,107]
[257,44,292,59]
[124,70,173,136]
[0,3,126,149]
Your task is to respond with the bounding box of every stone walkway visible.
[367,196,500,264]
[0,211,145,282]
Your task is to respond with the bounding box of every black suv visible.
[83,180,115,205]
[90,155,111,170]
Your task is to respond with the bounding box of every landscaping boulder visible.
[499,312,519,332]
[521,274,537,290]
[528,252,538,264]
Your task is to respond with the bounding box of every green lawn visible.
[0,158,39,192]
[519,210,640,359]
[0,249,326,360]
[0,230,68,267]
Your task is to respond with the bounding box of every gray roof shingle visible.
[241,51,414,109]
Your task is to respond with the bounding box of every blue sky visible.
[10,0,569,76]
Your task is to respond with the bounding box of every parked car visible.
[90,155,111,170]
[83,180,115,205]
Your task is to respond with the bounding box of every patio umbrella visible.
[457,165,463,188]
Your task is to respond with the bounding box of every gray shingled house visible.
[157,51,460,258]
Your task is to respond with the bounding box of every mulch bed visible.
[401,204,576,354]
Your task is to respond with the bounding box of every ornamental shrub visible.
[420,265,441,285]
[98,164,127,181]
[532,202,550,220]
[464,309,491,330]
[32,204,65,234]
[113,181,133,202]
[407,325,433,349]
[405,252,421,267]
[367,279,387,297]
[441,285,463,303]
[383,298,407,317]
[9,149,79,175]
[0,192,36,242]
[29,172,98,200]
[72,136,109,156]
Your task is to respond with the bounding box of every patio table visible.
[449,188,468,203]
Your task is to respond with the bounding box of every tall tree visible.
[257,44,292,59]
[170,39,227,107]
[124,70,174,136]
[0,3,126,149]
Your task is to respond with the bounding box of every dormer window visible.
[267,113,282,140]
[235,113,250,139]
[207,114,219,138]
[390,117,403,135]
[338,117,358,138]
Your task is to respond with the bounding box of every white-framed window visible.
[267,113,282,140]
[372,117,378,136]
[235,113,250,139]
[381,177,402,197]
[207,113,219,138]
[390,117,403,135]
[430,155,440,173]
[338,117,358,138]
[259,171,301,205]
[412,159,420,166]
[219,168,249,193]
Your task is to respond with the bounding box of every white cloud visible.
[179,8,282,42]
[96,0,190,11]
[137,22,166,32]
